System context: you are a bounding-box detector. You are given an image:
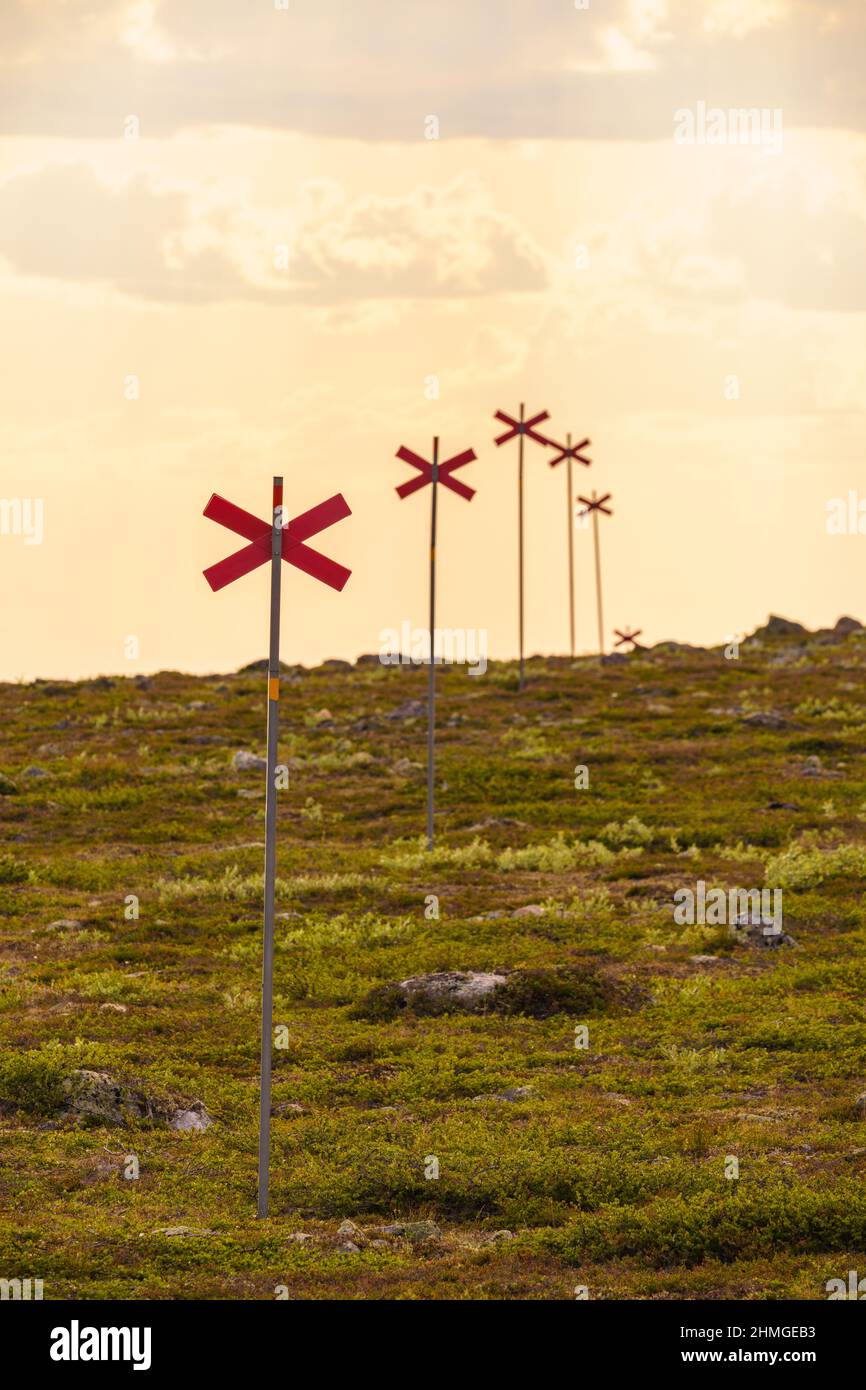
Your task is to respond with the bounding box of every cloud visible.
[0,163,549,304]
[1,0,866,140]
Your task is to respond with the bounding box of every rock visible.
[233,750,267,772]
[99,1002,128,1013]
[854,1093,866,1119]
[62,1070,154,1126]
[601,652,628,665]
[336,1219,362,1239]
[320,659,352,671]
[170,1102,213,1133]
[374,1220,440,1244]
[511,904,544,918]
[150,1226,213,1239]
[339,1241,361,1253]
[237,788,262,799]
[742,711,788,729]
[46,919,83,932]
[731,915,795,948]
[355,654,382,667]
[494,1086,534,1103]
[0,774,18,795]
[689,955,720,965]
[311,709,334,726]
[272,1101,305,1116]
[397,970,507,1014]
[287,1232,313,1243]
[834,616,863,635]
[23,766,49,778]
[750,615,809,640]
[391,758,420,776]
[766,801,799,811]
[486,1230,515,1243]
[386,699,426,721]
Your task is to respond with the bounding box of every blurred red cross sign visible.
[494,408,550,448]
[614,627,643,650]
[203,492,352,593]
[578,491,613,517]
[395,444,477,501]
[549,437,591,468]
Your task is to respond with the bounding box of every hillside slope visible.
[2,626,866,1299]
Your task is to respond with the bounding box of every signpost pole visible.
[518,403,525,691]
[566,434,575,660]
[427,438,439,852]
[592,498,604,659]
[257,475,283,1219]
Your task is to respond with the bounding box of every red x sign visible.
[549,437,591,468]
[578,492,613,517]
[203,493,352,593]
[614,628,643,649]
[395,445,476,501]
[494,409,550,448]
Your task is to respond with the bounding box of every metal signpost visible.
[547,432,591,658]
[395,439,476,851]
[203,481,352,1217]
[577,489,613,659]
[493,404,550,690]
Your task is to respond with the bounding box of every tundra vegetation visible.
[1,621,866,1299]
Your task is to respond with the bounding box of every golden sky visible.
[1,0,864,678]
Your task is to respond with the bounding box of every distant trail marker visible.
[548,432,591,658]
[493,404,551,690]
[577,490,613,658]
[203,480,352,1219]
[395,438,476,851]
[614,627,643,652]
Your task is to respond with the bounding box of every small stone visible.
[46,919,83,932]
[511,904,544,918]
[99,1003,128,1013]
[312,709,335,726]
[287,1232,313,1243]
[339,1241,361,1253]
[150,1226,213,1239]
[689,954,720,965]
[336,1219,361,1238]
[854,1094,866,1118]
[170,1102,212,1133]
[486,1230,515,1243]
[23,766,50,778]
[494,1086,534,1103]
[233,750,267,772]
[392,758,418,776]
[386,699,426,721]
[375,1220,440,1244]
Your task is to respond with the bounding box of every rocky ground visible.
[2,614,866,1299]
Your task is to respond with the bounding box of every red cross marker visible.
[493,402,552,689]
[578,491,612,517]
[494,408,551,448]
[395,444,476,502]
[203,493,352,593]
[202,478,351,1221]
[548,432,592,657]
[577,490,614,658]
[395,438,476,851]
[614,627,643,651]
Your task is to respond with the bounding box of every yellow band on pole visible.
[268,677,280,701]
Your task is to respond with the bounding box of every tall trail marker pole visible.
[614,627,643,652]
[395,438,476,851]
[202,482,352,1218]
[548,433,591,658]
[493,404,550,691]
[577,489,613,658]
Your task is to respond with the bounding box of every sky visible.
[1,0,865,679]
